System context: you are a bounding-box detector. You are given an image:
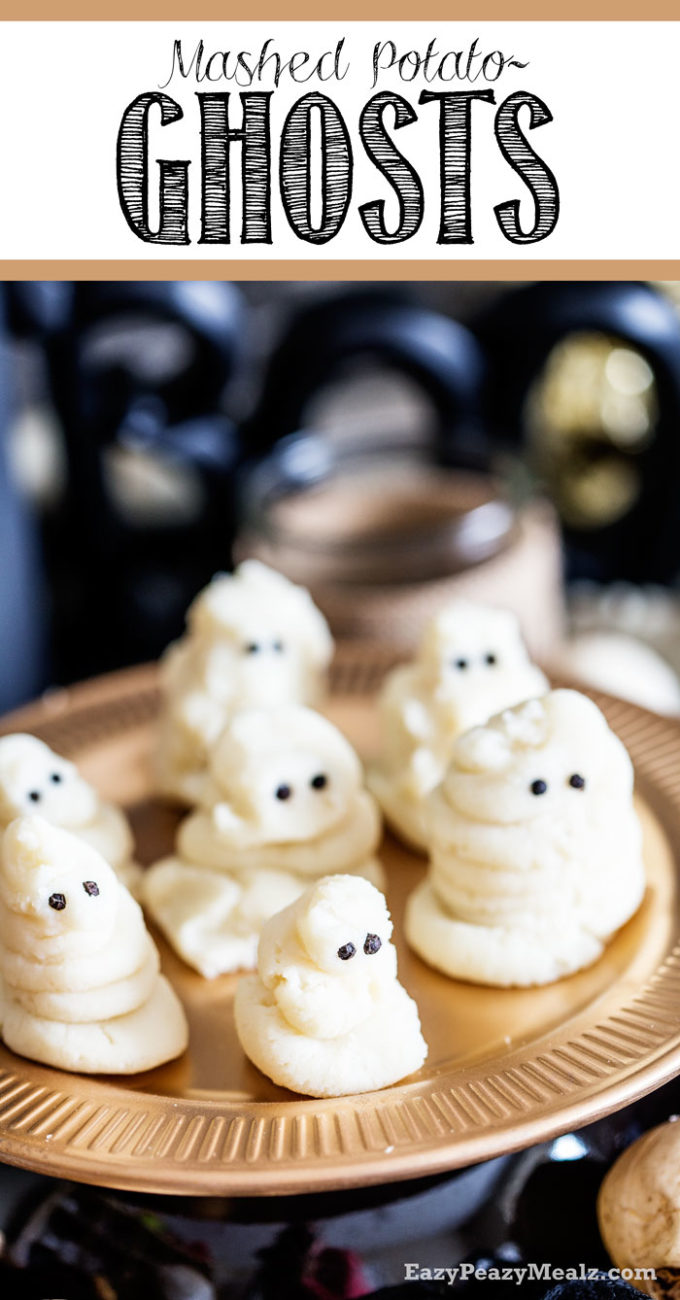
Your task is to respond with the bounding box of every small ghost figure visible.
[235,874,427,1097]
[142,707,384,978]
[405,690,645,987]
[0,816,188,1073]
[369,601,548,852]
[0,734,140,893]
[155,561,334,804]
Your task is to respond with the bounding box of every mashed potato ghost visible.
[369,602,548,852]
[155,561,333,804]
[142,707,384,978]
[235,875,427,1097]
[0,734,140,893]
[0,816,188,1073]
[405,690,645,987]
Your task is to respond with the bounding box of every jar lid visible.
[239,434,517,586]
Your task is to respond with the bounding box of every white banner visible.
[0,21,679,259]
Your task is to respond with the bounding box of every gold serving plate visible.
[0,652,679,1197]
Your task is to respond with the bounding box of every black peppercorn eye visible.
[244,643,260,654]
[454,658,469,670]
[485,653,497,666]
[28,790,41,803]
[530,779,548,796]
[83,881,100,897]
[272,640,284,653]
[310,773,327,790]
[275,784,292,801]
[50,772,63,784]
[364,933,381,955]
[48,892,66,911]
[337,942,356,961]
[569,773,586,790]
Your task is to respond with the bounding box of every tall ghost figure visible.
[143,706,383,978]
[370,601,548,851]
[0,734,140,892]
[155,561,334,804]
[405,690,646,987]
[0,816,188,1073]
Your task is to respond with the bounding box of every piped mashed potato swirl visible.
[370,601,548,852]
[143,707,384,978]
[406,690,645,986]
[155,561,333,804]
[235,874,427,1097]
[0,816,188,1073]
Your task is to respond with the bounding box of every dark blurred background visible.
[4,278,680,713]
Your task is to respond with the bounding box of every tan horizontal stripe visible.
[0,261,679,281]
[2,5,676,17]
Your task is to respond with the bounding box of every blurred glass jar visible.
[236,432,565,660]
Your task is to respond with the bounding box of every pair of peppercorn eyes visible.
[26,770,64,805]
[275,772,328,801]
[337,933,382,961]
[530,774,586,796]
[452,652,499,669]
[244,640,286,655]
[48,879,100,911]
